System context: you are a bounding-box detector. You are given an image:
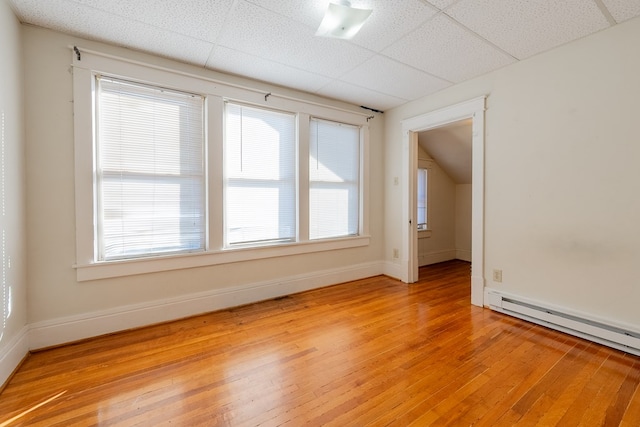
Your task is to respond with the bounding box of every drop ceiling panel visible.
[207,46,332,93]
[317,80,406,112]
[9,0,639,111]
[446,0,611,60]
[383,14,516,83]
[119,26,213,66]
[216,1,373,78]
[601,0,640,23]
[74,0,234,42]
[11,0,212,65]
[243,0,437,52]
[9,0,117,33]
[340,55,451,100]
[346,0,439,52]
[424,0,459,10]
[243,0,327,29]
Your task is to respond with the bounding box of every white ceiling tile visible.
[247,0,437,52]
[424,0,459,10]
[601,0,640,23]
[244,0,327,28]
[206,46,332,93]
[347,0,439,52]
[114,25,214,66]
[216,1,373,78]
[340,55,451,100]
[10,0,88,30]
[10,0,638,110]
[73,0,234,42]
[11,0,213,65]
[317,80,407,111]
[383,14,515,83]
[446,0,611,59]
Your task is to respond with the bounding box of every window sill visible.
[74,235,371,282]
[418,230,432,239]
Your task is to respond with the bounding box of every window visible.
[72,50,370,280]
[95,77,205,260]
[224,103,296,246]
[417,167,428,231]
[309,119,360,239]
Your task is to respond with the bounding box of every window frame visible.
[94,75,206,261]
[72,49,370,281]
[223,102,298,247]
[309,117,361,240]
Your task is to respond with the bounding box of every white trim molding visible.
[75,236,371,282]
[418,249,457,267]
[456,250,472,262]
[71,48,371,281]
[381,261,405,281]
[401,96,486,307]
[31,261,384,350]
[0,326,29,387]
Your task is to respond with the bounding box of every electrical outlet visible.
[493,269,503,283]
[393,248,399,259]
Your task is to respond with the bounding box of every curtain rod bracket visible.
[361,105,383,114]
[73,46,81,61]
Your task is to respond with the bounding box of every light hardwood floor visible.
[1,260,639,426]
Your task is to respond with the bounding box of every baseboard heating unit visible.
[486,291,640,357]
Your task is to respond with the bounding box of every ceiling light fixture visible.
[316,0,373,40]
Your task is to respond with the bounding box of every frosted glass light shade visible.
[316,1,372,40]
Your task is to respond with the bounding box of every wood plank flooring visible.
[1,260,639,426]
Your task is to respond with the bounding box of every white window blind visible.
[309,118,360,239]
[224,103,296,246]
[417,168,428,230]
[96,76,205,260]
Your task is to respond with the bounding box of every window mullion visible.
[298,114,310,242]
[207,96,224,251]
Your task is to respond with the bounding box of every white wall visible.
[455,184,472,262]
[22,26,385,347]
[386,16,640,326]
[0,0,28,386]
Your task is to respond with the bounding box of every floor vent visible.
[487,291,640,356]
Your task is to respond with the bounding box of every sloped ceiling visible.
[419,119,472,184]
[8,0,640,111]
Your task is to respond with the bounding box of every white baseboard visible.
[29,261,384,350]
[381,260,405,281]
[418,250,456,267]
[456,249,472,262]
[0,326,29,388]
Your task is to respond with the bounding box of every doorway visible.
[416,119,472,274]
[400,97,485,307]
